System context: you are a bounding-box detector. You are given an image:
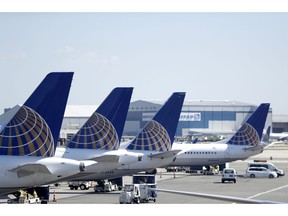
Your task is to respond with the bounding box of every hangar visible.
[60,100,272,143]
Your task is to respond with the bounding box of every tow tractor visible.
[7,189,40,204]
[8,185,50,204]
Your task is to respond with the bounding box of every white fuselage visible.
[269,132,288,141]
[68,149,177,181]
[0,156,87,195]
[54,147,141,181]
[169,142,265,166]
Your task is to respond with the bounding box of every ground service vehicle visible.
[245,167,278,178]
[119,174,157,204]
[68,181,90,190]
[7,189,40,204]
[119,184,156,204]
[132,174,156,185]
[94,180,118,192]
[119,184,141,204]
[132,174,157,198]
[165,166,184,172]
[248,161,284,177]
[221,168,237,183]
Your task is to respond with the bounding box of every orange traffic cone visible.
[53,190,57,202]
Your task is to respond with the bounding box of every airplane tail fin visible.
[262,126,271,144]
[67,87,133,150]
[192,137,199,144]
[227,103,270,146]
[126,92,185,151]
[0,72,73,156]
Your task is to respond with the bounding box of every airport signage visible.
[179,112,201,121]
[142,112,201,121]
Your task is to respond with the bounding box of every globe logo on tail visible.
[127,120,171,151]
[68,113,119,150]
[227,123,259,146]
[0,106,54,156]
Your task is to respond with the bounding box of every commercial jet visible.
[67,92,186,182]
[269,132,288,141]
[0,72,93,196]
[54,87,140,180]
[169,103,270,168]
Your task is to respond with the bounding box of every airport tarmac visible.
[1,146,288,205]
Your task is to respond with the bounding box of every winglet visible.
[67,87,133,150]
[227,103,270,146]
[0,72,73,156]
[126,92,185,151]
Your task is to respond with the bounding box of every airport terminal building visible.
[60,100,272,142]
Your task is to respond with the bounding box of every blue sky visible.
[1,10,288,115]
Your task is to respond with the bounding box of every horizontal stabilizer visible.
[148,150,182,159]
[9,164,51,178]
[90,155,120,163]
[243,144,267,151]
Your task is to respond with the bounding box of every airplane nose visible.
[79,162,86,172]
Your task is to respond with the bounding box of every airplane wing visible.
[149,188,285,204]
[89,155,120,163]
[148,150,181,159]
[9,164,52,178]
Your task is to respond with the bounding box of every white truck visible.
[68,181,90,190]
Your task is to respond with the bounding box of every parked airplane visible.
[68,92,186,182]
[169,103,270,168]
[55,87,140,180]
[0,72,93,195]
[269,131,288,141]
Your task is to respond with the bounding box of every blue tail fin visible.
[0,72,73,156]
[192,137,199,144]
[67,87,133,150]
[227,103,270,146]
[126,92,185,151]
